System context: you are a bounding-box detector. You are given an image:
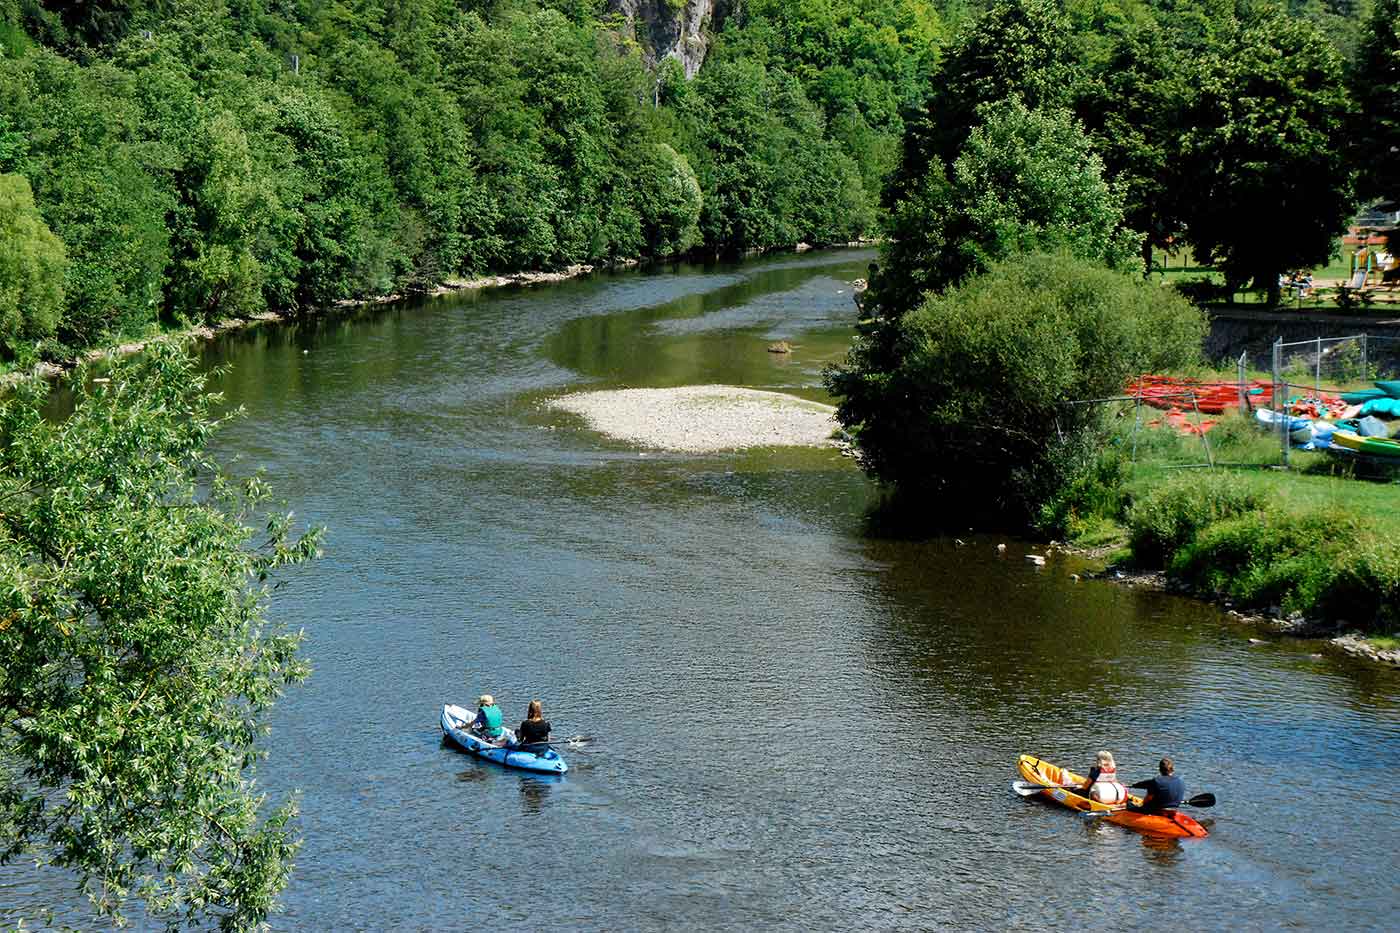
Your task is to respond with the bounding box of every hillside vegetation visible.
[0,0,949,362]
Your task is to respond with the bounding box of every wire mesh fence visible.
[1061,334,1400,475]
[1270,334,1400,469]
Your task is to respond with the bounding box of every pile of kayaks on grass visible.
[1255,379,1400,462]
[441,704,568,774]
[1125,375,1274,436]
[1012,755,1211,839]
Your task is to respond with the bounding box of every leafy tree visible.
[1181,2,1354,304]
[0,49,171,348]
[1075,15,1194,271]
[632,142,702,256]
[826,252,1206,523]
[890,0,1078,197]
[0,342,322,930]
[1354,0,1400,200]
[878,100,1141,313]
[166,109,269,322]
[875,0,1082,314]
[0,172,66,356]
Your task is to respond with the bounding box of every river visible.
[4,249,1400,930]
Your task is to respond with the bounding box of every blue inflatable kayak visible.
[441,704,568,774]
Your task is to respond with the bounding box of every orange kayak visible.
[1017,754,1208,838]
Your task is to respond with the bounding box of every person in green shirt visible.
[470,694,506,745]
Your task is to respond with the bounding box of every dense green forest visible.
[0,0,944,362]
[0,0,1387,366]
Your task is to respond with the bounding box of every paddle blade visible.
[1186,792,1216,808]
[1012,780,1046,796]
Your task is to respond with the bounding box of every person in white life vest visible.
[1077,750,1127,804]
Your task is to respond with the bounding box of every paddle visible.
[1013,781,1215,808]
[1080,793,1217,817]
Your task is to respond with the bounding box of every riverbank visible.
[2,241,879,393]
[1070,559,1400,667]
[0,262,627,391]
[1055,440,1400,668]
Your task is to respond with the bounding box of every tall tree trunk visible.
[1257,271,1282,307]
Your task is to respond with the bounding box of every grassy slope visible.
[1065,409,1400,633]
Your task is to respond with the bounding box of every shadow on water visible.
[543,251,873,396]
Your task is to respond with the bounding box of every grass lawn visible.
[1076,409,1400,542]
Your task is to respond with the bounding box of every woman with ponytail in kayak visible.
[1076,750,1127,805]
[514,699,552,749]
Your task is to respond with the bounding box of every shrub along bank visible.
[1045,412,1400,635]
[1124,471,1400,630]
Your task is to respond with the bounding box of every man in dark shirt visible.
[1128,757,1186,813]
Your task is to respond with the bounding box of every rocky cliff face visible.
[609,0,731,79]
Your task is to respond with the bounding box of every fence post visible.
[1237,351,1248,411]
[1315,336,1322,399]
[1191,391,1215,469]
[1274,337,1288,469]
[1131,392,1142,463]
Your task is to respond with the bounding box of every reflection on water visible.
[3,249,1399,930]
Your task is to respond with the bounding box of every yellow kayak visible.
[1016,754,1208,838]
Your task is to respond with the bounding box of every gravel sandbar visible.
[549,385,840,452]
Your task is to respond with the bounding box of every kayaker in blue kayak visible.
[1127,757,1186,813]
[513,699,552,749]
[470,694,507,745]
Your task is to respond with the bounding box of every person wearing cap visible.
[1127,757,1186,813]
[471,694,505,744]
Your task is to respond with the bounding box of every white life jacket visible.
[1089,764,1126,804]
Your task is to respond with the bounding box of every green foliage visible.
[1354,0,1400,200]
[875,0,1099,313]
[889,0,1076,197]
[1180,2,1354,302]
[1035,430,1132,538]
[685,59,873,253]
[0,48,171,348]
[1126,472,1275,567]
[0,172,66,357]
[712,0,945,217]
[1145,502,1400,626]
[0,0,902,356]
[1074,12,1193,266]
[1172,275,1233,306]
[633,142,703,256]
[827,252,1206,522]
[879,100,1141,313]
[0,342,323,929]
